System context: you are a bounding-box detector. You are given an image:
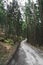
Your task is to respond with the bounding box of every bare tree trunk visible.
[38,0,43,44]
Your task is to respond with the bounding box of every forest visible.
[0,0,43,65]
[0,0,43,46]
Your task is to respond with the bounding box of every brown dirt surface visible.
[0,42,15,65]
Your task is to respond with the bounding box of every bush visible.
[4,39,14,45]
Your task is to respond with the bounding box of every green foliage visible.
[0,0,5,25]
[0,0,23,44]
[24,0,42,46]
[4,39,14,45]
[0,0,42,46]
[22,21,27,38]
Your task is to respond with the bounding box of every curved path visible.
[8,40,43,65]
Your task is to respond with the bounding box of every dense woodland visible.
[0,0,43,46]
[25,0,43,46]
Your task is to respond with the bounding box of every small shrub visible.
[4,39,14,45]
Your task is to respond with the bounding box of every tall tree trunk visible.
[38,0,43,44]
[32,0,36,43]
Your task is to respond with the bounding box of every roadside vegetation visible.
[24,0,43,47]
